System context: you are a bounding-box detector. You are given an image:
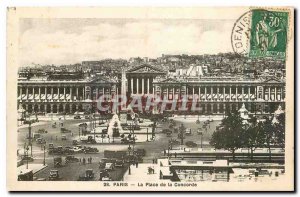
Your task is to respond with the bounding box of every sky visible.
[19,18,235,66]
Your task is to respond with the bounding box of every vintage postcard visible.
[7,7,294,191]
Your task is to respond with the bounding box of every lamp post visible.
[199,132,203,148]
[128,145,132,175]
[43,145,46,166]
[179,123,185,146]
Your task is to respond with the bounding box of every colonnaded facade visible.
[17,64,285,115]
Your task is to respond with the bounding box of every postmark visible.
[231,11,252,55]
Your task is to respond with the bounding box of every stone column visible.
[96,87,99,100]
[248,86,250,100]
[142,78,144,95]
[64,87,66,100]
[33,87,35,99]
[45,87,47,100]
[173,87,175,99]
[50,104,53,113]
[217,87,220,100]
[136,78,139,94]
[199,87,201,99]
[268,87,271,101]
[51,87,54,99]
[26,87,29,99]
[229,86,232,101]
[38,87,41,100]
[70,87,73,100]
[147,78,150,94]
[76,87,79,100]
[274,87,277,101]
[58,87,60,100]
[192,87,195,97]
[235,86,238,100]
[20,87,23,100]
[204,86,207,101]
[242,86,244,100]
[280,87,283,101]
[131,78,133,93]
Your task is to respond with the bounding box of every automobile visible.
[72,140,79,145]
[74,115,81,119]
[78,169,95,181]
[134,149,146,157]
[54,157,63,168]
[104,163,115,171]
[33,133,42,139]
[197,129,203,135]
[49,143,54,149]
[20,155,34,162]
[83,147,99,154]
[36,129,48,134]
[48,170,60,181]
[72,146,83,153]
[36,138,46,144]
[61,135,67,140]
[99,170,110,181]
[65,155,79,164]
[52,123,57,128]
[115,160,124,168]
[102,129,108,134]
[85,115,90,119]
[185,128,192,135]
[185,141,197,148]
[63,148,74,155]
[61,128,71,133]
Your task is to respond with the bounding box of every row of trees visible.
[210,111,285,161]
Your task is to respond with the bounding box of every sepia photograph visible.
[6,7,294,191]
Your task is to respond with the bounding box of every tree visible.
[241,121,264,161]
[210,111,244,161]
[261,118,276,160]
[274,113,285,149]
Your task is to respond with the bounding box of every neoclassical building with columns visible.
[17,64,285,115]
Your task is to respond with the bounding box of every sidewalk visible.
[123,163,159,182]
[18,163,48,175]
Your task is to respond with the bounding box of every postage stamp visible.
[249,9,289,59]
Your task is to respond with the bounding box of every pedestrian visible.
[163,149,166,156]
[71,132,73,137]
[90,157,92,164]
[136,161,138,168]
[83,158,86,165]
[152,158,155,164]
[79,158,82,164]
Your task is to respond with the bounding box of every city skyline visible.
[19,18,234,66]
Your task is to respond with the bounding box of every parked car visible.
[61,128,71,133]
[49,170,60,181]
[185,128,192,135]
[36,129,48,134]
[104,163,115,171]
[61,135,67,140]
[78,169,95,181]
[72,146,83,153]
[72,140,79,145]
[185,141,197,148]
[83,147,99,154]
[74,115,81,119]
[54,157,63,168]
[36,138,46,144]
[115,160,124,168]
[65,155,79,164]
